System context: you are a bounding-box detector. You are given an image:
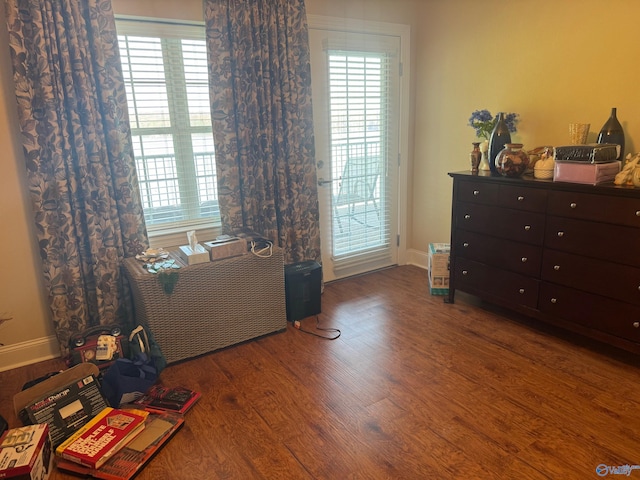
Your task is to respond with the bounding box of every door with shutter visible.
[309,26,402,282]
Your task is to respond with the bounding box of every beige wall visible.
[413,0,640,251]
[0,10,55,369]
[2,0,640,369]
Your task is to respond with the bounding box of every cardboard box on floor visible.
[13,363,109,449]
[0,423,53,480]
[428,243,450,296]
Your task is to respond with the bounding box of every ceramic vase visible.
[495,143,529,177]
[470,142,481,173]
[488,113,511,175]
[479,140,491,171]
[596,107,625,162]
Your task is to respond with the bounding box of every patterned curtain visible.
[4,0,148,353]
[204,0,321,264]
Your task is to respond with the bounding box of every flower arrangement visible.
[468,109,519,140]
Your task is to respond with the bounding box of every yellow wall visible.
[2,0,640,369]
[413,0,640,251]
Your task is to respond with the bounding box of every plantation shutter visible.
[116,19,220,236]
[323,35,399,271]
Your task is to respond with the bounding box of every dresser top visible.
[448,171,640,198]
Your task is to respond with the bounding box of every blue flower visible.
[469,109,519,140]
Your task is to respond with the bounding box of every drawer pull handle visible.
[554,265,560,271]
[524,225,531,231]
[551,298,557,304]
[517,196,524,201]
[634,322,640,328]
[519,288,525,294]
[463,242,469,247]
[464,214,471,220]
[557,231,564,237]
[521,257,528,263]
[462,270,468,275]
[473,190,480,196]
[570,202,577,209]
[636,211,640,217]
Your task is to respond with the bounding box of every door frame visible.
[307,14,411,273]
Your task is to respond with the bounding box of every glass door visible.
[309,28,401,281]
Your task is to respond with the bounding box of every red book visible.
[55,411,184,480]
[55,408,147,470]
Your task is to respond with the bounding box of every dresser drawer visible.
[498,185,547,213]
[455,258,539,308]
[454,229,542,276]
[542,249,640,306]
[455,202,545,245]
[548,190,640,228]
[539,282,640,343]
[456,180,499,205]
[545,216,640,267]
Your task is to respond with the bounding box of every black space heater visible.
[284,261,322,322]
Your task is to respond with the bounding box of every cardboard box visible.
[13,364,109,449]
[176,244,210,265]
[428,243,450,295]
[203,238,247,261]
[553,160,620,185]
[0,424,53,480]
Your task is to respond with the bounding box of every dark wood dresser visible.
[448,170,640,353]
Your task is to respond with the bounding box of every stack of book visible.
[553,143,621,185]
[54,385,199,480]
[55,407,149,470]
[55,410,185,480]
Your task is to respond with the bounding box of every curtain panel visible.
[204,0,321,264]
[4,0,148,352]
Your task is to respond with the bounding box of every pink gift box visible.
[553,161,620,185]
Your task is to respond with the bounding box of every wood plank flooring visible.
[2,265,640,479]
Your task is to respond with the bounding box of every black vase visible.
[488,113,511,175]
[597,107,625,161]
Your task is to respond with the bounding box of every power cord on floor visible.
[293,315,341,340]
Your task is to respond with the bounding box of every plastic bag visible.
[101,355,157,407]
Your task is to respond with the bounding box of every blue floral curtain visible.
[204,0,321,264]
[4,0,148,352]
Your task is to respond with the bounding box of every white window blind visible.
[326,48,397,261]
[116,18,220,237]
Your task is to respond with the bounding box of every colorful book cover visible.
[130,386,201,415]
[55,407,148,470]
[55,411,184,480]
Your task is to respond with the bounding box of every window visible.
[116,18,220,243]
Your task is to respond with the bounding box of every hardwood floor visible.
[2,265,640,479]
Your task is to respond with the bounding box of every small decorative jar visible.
[495,143,530,177]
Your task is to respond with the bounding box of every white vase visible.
[478,140,491,171]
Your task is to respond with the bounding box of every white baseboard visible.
[405,248,428,270]
[0,336,61,373]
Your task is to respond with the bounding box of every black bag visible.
[101,325,167,407]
